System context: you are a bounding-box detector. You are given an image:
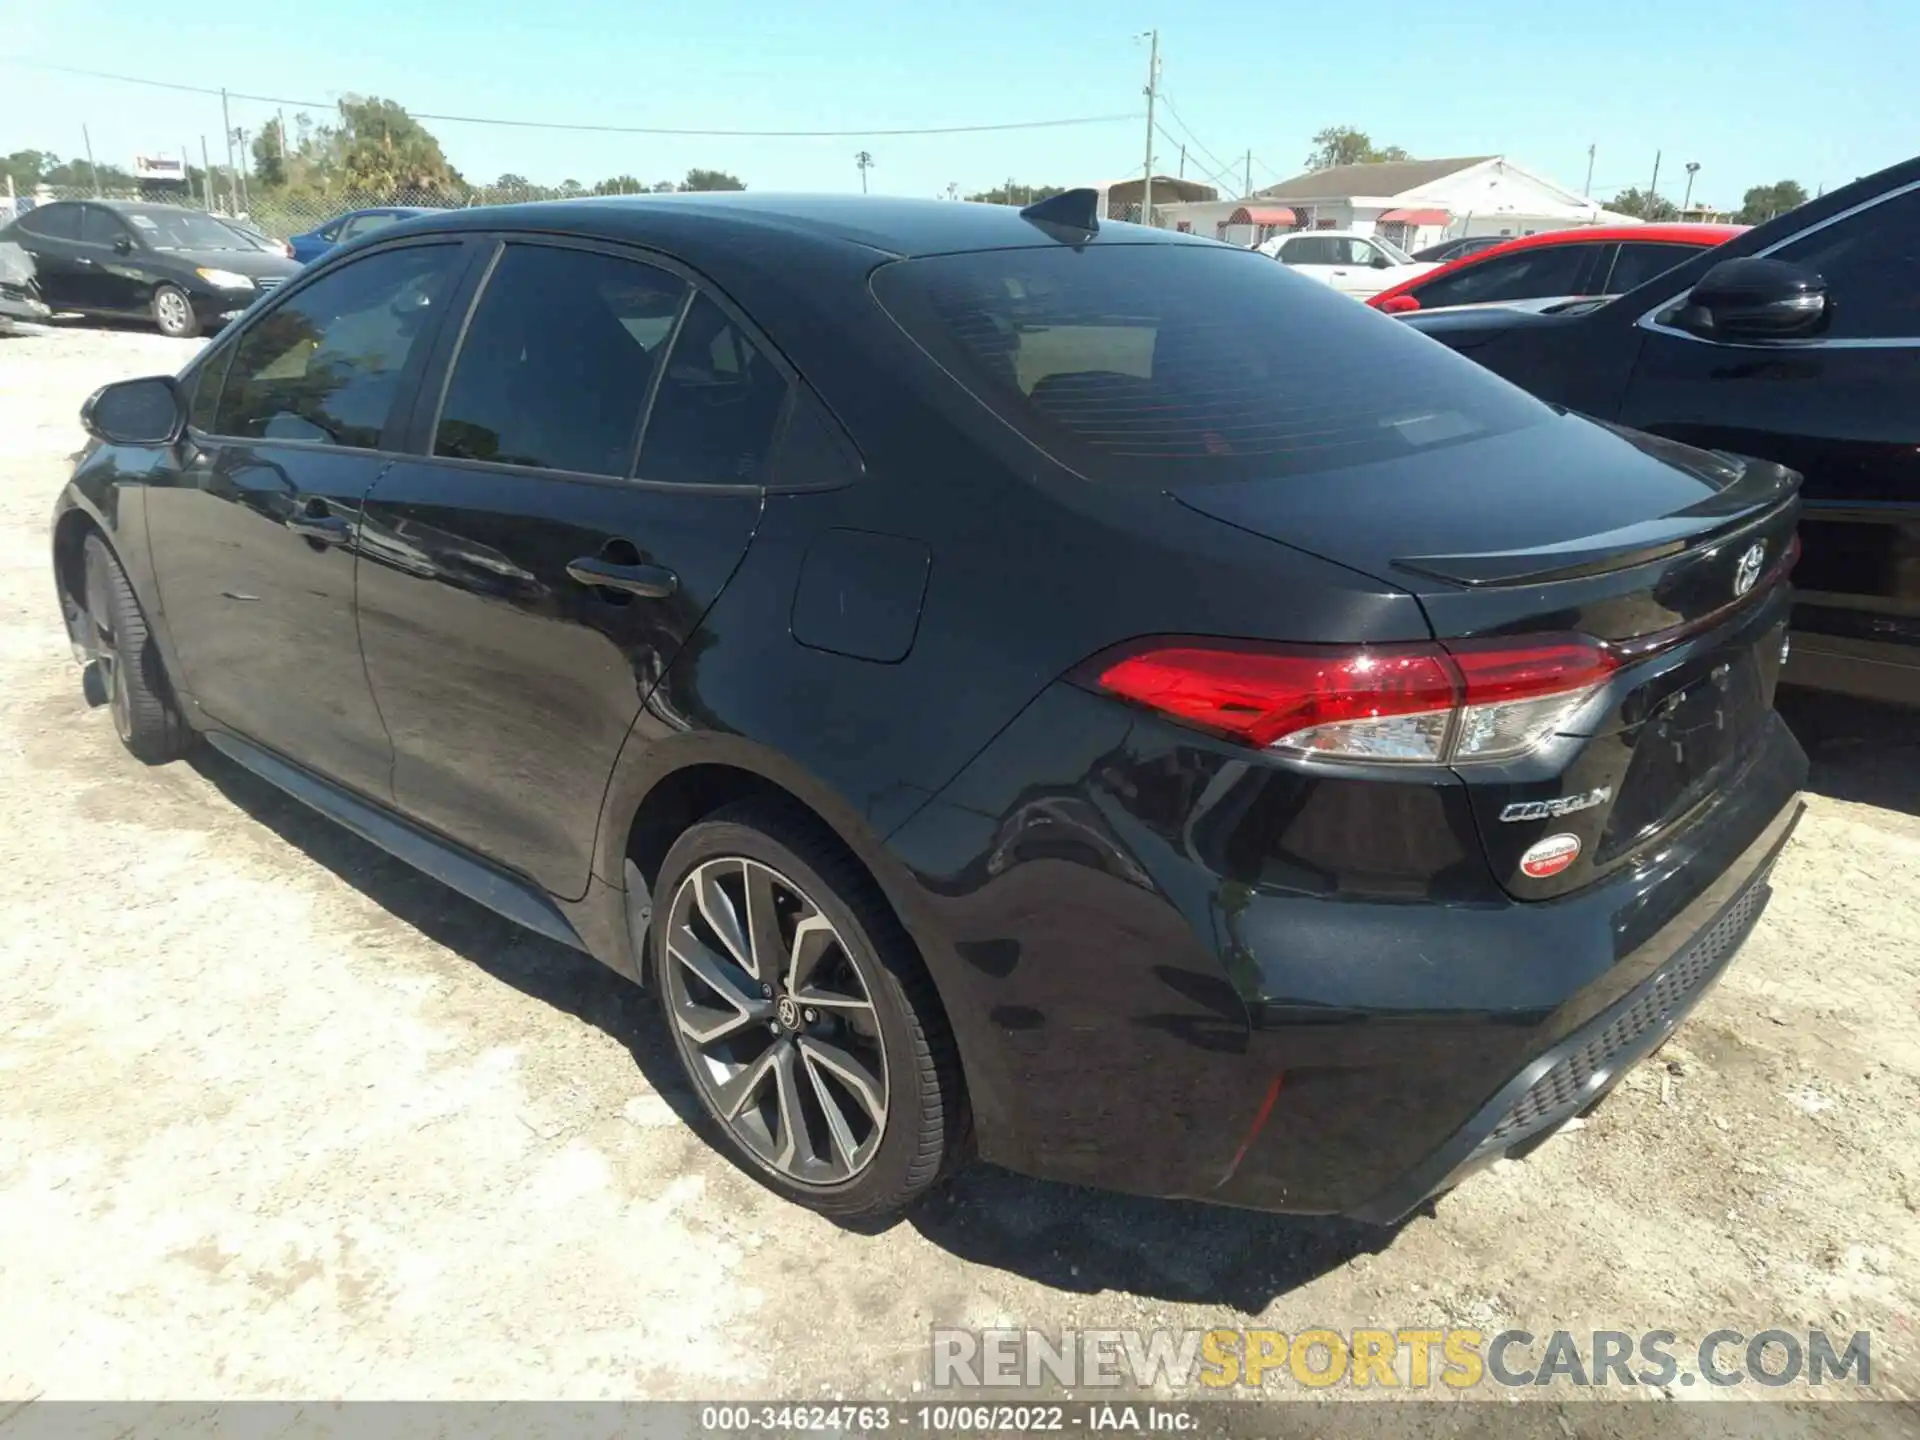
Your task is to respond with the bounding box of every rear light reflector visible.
[1079,635,1618,766]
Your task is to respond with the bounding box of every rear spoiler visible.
[1395,453,1801,589]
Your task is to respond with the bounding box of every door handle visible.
[287,504,352,545]
[76,257,95,267]
[567,556,678,599]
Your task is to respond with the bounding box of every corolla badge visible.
[1733,542,1766,597]
[1499,786,1612,823]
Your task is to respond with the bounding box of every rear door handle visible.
[567,556,679,599]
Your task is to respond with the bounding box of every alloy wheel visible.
[662,856,889,1185]
[155,289,191,335]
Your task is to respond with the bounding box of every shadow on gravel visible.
[1777,687,1920,818]
[903,1171,1405,1312]
[186,744,1406,1311]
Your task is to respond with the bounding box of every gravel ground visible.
[1,323,1916,1418]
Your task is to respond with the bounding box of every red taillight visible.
[1081,635,1617,765]
[1375,294,1421,314]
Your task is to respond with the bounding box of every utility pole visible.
[1682,161,1700,214]
[1647,150,1662,211]
[233,128,251,213]
[854,150,874,194]
[82,124,100,196]
[278,107,288,163]
[200,136,214,210]
[220,88,236,213]
[1178,144,1186,180]
[1139,29,1159,224]
[1244,150,1252,198]
[1583,143,1595,197]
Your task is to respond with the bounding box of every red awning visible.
[1227,205,1296,227]
[1378,207,1449,225]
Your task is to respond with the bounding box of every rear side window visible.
[872,245,1547,484]
[635,293,791,485]
[436,244,689,476]
[213,243,460,448]
[341,212,401,242]
[1413,244,1595,309]
[1604,242,1701,294]
[20,204,80,240]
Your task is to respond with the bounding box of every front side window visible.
[212,244,459,448]
[79,208,131,247]
[1412,244,1594,309]
[435,244,689,476]
[1773,187,1920,340]
[636,294,791,484]
[873,244,1548,486]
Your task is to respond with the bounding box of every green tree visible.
[1303,127,1412,171]
[1608,186,1679,221]
[1,149,61,192]
[679,167,745,192]
[252,118,288,190]
[964,182,1067,205]
[592,174,646,195]
[334,96,464,197]
[1736,180,1809,224]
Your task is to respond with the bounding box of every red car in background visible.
[1368,223,1747,314]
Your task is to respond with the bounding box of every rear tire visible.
[151,284,200,339]
[651,801,965,1218]
[81,534,194,764]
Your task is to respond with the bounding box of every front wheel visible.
[652,803,965,1218]
[151,283,200,338]
[81,534,194,763]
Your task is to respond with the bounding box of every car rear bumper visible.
[885,684,1808,1218]
[1342,785,1802,1223]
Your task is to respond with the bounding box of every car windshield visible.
[872,243,1549,486]
[120,208,254,252]
[1373,236,1416,265]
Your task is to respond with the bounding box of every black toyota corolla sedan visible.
[52,191,1806,1223]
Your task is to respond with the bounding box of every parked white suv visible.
[1258,230,1440,299]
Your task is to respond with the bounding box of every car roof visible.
[380,192,1217,260]
[1474,223,1747,249]
[1368,221,1749,307]
[89,200,206,216]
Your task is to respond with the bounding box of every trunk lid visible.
[1175,414,1802,898]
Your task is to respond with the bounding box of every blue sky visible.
[2,0,1912,206]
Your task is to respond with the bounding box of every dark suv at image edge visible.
[1404,154,1920,711]
[52,188,1807,1224]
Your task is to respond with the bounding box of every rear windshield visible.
[871,243,1550,484]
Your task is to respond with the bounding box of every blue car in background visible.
[289,206,441,264]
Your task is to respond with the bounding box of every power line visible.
[1152,120,1235,193]
[3,58,1140,138]
[1155,94,1237,186]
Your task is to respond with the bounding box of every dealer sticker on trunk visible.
[1520,832,1583,879]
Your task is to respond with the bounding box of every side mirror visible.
[1675,257,1829,341]
[81,376,186,446]
[1378,294,1421,315]
[1371,254,1393,269]
[112,235,134,256]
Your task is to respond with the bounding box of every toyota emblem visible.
[1733,542,1766,598]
